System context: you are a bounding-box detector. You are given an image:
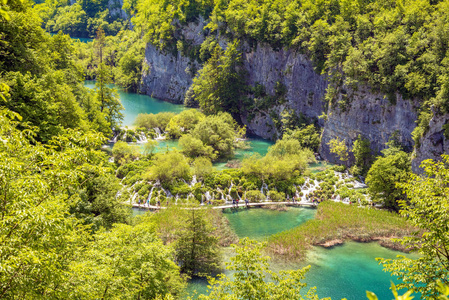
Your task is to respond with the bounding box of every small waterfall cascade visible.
[109,132,119,143]
[147,186,155,202]
[228,181,234,197]
[187,192,195,202]
[260,181,269,201]
[154,128,165,140]
[136,132,148,143]
[190,175,197,187]
[204,191,212,203]
[175,193,179,204]
[161,186,173,198]
[216,187,226,201]
[131,192,138,203]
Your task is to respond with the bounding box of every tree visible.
[351,134,373,176]
[365,151,410,211]
[190,112,245,159]
[0,109,108,298]
[94,27,123,135]
[191,41,246,119]
[179,134,215,160]
[328,137,349,165]
[146,151,191,183]
[112,141,140,165]
[197,238,319,300]
[143,139,158,156]
[174,207,219,276]
[192,157,213,179]
[69,216,186,299]
[379,155,449,298]
[283,125,321,152]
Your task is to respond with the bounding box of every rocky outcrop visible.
[140,19,205,103]
[141,44,199,103]
[108,0,127,20]
[412,111,449,172]
[241,44,327,138]
[320,87,418,164]
[140,21,449,168]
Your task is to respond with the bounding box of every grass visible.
[267,201,416,261]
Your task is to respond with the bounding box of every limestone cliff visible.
[412,110,449,172]
[320,87,418,165]
[139,21,447,171]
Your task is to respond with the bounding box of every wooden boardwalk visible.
[131,201,318,210]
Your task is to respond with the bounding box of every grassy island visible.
[268,201,416,260]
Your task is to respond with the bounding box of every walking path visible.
[131,201,318,210]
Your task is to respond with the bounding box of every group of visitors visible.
[232,198,250,207]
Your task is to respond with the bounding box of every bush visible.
[245,190,265,203]
[268,191,285,202]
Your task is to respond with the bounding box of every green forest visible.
[1,0,449,298]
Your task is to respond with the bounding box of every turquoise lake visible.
[107,81,418,299]
[85,82,274,166]
[184,207,419,300]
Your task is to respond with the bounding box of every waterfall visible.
[161,186,173,198]
[216,188,226,201]
[147,186,155,202]
[187,192,195,202]
[294,185,300,199]
[109,130,119,143]
[136,132,148,144]
[191,175,197,187]
[153,128,165,140]
[131,192,138,203]
[260,181,269,201]
[205,191,212,202]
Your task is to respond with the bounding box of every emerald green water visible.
[223,207,316,240]
[84,81,185,127]
[185,208,420,300]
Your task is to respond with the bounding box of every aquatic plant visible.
[268,201,415,260]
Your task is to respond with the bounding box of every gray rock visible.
[413,112,449,173]
[139,21,448,169]
[320,87,418,165]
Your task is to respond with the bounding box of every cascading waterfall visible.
[153,128,165,140]
[204,191,212,202]
[260,182,269,201]
[136,132,148,143]
[191,175,197,187]
[161,186,173,198]
[131,192,138,203]
[147,186,155,203]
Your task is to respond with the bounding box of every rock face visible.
[413,111,449,172]
[320,87,418,165]
[141,44,199,103]
[108,0,128,20]
[140,19,205,103]
[241,44,327,138]
[140,22,448,169]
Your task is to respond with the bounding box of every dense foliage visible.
[380,155,449,298]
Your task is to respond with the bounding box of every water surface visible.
[223,207,316,240]
[84,81,185,127]
[186,208,420,300]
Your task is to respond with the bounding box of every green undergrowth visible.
[267,201,415,261]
